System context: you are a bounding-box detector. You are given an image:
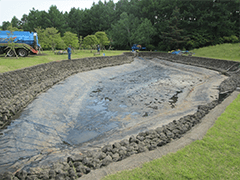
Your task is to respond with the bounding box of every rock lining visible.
[1,53,240,179]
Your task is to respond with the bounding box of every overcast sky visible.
[0,0,119,25]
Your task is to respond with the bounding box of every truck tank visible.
[0,30,40,57]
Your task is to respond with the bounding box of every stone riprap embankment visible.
[0,55,133,129]
[130,51,240,92]
[1,53,240,180]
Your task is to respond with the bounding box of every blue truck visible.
[0,30,40,57]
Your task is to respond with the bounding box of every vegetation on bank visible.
[0,50,127,73]
[0,43,239,73]
[1,0,239,51]
[193,43,240,62]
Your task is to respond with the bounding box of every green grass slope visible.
[192,43,240,62]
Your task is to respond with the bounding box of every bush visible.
[223,35,239,43]
[146,44,155,51]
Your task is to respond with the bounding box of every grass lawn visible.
[103,94,240,180]
[192,43,240,62]
[0,49,128,73]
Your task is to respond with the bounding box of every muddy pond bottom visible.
[0,58,226,173]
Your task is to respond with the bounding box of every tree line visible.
[1,0,239,51]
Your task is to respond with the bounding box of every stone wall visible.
[1,52,240,128]
[136,52,240,73]
[0,55,133,128]
[1,53,240,179]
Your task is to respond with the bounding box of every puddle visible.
[0,58,226,173]
[169,90,183,108]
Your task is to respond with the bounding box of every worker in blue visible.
[67,45,71,60]
[97,45,100,52]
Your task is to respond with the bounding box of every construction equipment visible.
[170,50,193,56]
[0,30,40,57]
[131,44,146,51]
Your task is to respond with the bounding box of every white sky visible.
[0,0,119,25]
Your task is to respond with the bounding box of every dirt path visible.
[80,91,239,180]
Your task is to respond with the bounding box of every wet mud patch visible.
[0,58,227,173]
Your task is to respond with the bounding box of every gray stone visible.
[15,170,28,180]
[67,154,84,162]
[129,135,139,144]
[112,153,120,162]
[136,135,146,141]
[113,142,121,149]
[166,131,175,138]
[49,169,56,178]
[101,155,113,166]
[95,152,106,160]
[120,139,129,146]
[102,144,112,153]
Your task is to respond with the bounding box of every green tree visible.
[68,8,89,38]
[62,31,79,49]
[88,0,116,33]
[83,35,99,50]
[23,8,47,31]
[95,31,110,50]
[2,21,11,30]
[47,5,67,36]
[160,7,189,50]
[133,18,156,46]
[34,27,47,49]
[110,12,140,49]
[4,32,19,58]
[39,27,64,51]
[6,24,23,31]
[11,16,21,29]
[20,14,28,30]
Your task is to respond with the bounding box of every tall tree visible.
[23,8,45,31]
[47,5,67,35]
[110,12,140,49]
[2,21,11,30]
[11,16,20,28]
[160,7,189,50]
[88,0,116,33]
[133,18,156,46]
[20,14,28,30]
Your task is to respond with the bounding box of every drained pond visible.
[0,58,227,173]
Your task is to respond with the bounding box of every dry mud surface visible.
[80,91,239,180]
[0,57,227,175]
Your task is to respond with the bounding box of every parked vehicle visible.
[0,30,40,57]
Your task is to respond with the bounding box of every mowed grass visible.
[0,50,127,73]
[103,94,240,180]
[192,43,240,62]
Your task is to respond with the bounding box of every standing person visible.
[97,45,100,52]
[67,45,71,60]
